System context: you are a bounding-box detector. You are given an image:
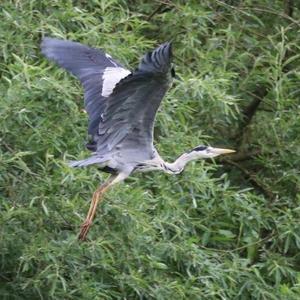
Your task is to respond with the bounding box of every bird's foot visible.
[78,219,92,241]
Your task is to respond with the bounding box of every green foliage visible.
[1,0,300,299]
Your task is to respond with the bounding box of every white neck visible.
[164,152,199,174]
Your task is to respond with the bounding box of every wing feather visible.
[40,37,131,146]
[96,42,173,161]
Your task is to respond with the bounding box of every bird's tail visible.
[68,156,107,168]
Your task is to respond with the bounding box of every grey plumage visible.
[42,38,173,175]
[41,38,234,176]
[41,38,235,240]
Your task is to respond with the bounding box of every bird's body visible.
[71,148,182,175]
[41,38,235,240]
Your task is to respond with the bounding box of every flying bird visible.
[41,38,235,240]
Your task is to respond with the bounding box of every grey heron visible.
[41,38,235,240]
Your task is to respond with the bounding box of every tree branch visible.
[240,87,268,127]
[232,86,268,147]
[147,3,165,21]
[146,1,174,21]
[284,0,294,17]
[221,159,277,201]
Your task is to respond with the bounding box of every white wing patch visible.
[101,67,131,97]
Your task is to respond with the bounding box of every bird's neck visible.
[164,152,198,174]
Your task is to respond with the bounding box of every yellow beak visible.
[210,147,236,154]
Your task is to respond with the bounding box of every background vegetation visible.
[1,0,300,299]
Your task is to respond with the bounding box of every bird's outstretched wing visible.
[40,38,131,149]
[97,42,173,161]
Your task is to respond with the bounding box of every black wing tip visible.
[154,41,172,59]
[139,41,173,74]
[152,41,173,71]
[160,41,172,54]
[158,41,173,62]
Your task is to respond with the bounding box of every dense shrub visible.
[1,1,299,299]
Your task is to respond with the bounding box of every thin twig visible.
[147,0,175,21]
[215,1,300,27]
[242,6,299,26]
[198,231,275,255]
[1,141,14,152]
[147,3,165,21]
[52,201,75,230]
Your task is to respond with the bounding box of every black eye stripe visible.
[188,146,207,153]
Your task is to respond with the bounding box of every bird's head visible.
[164,145,236,174]
[189,145,235,158]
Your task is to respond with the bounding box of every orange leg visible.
[78,175,116,241]
[78,172,129,241]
